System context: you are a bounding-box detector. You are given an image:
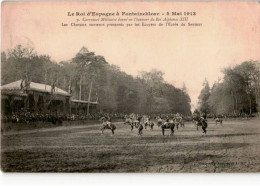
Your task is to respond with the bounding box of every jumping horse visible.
[100,117,116,135]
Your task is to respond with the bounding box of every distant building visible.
[1,80,98,115]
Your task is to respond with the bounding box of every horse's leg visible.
[101,127,104,134]
[202,127,206,135]
[171,127,174,136]
[162,128,165,136]
[111,129,114,135]
[131,125,133,132]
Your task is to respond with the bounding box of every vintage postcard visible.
[1,0,260,173]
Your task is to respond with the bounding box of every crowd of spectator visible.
[2,111,258,125]
[206,113,257,119]
[1,111,127,124]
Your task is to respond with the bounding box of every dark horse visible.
[101,123,116,135]
[138,124,144,136]
[193,117,202,131]
[161,120,175,136]
[100,117,116,135]
[196,118,208,135]
[144,121,154,130]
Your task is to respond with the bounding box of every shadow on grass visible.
[204,132,259,138]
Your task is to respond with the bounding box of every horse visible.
[124,118,139,132]
[197,119,208,135]
[138,123,144,136]
[192,117,202,130]
[179,119,185,128]
[144,121,154,130]
[157,117,164,127]
[101,123,116,135]
[100,117,116,135]
[175,118,183,130]
[215,118,223,125]
[161,120,175,136]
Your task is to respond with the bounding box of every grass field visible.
[1,118,260,172]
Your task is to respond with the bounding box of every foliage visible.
[198,79,211,114]
[198,61,260,115]
[1,45,192,115]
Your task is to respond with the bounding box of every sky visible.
[2,1,260,110]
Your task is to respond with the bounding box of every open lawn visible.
[1,118,260,172]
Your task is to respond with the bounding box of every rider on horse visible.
[157,116,163,126]
[202,113,207,121]
[166,116,169,123]
[103,115,112,129]
[137,115,142,124]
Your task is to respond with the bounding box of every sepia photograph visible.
[1,0,260,173]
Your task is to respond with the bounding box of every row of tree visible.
[198,61,260,115]
[1,45,192,115]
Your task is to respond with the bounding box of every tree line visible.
[198,61,260,116]
[1,45,192,115]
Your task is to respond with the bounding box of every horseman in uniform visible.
[166,116,169,123]
[198,115,208,134]
[101,115,112,129]
[143,115,149,124]
[137,115,142,124]
[157,116,163,126]
[106,115,112,129]
[203,113,207,120]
